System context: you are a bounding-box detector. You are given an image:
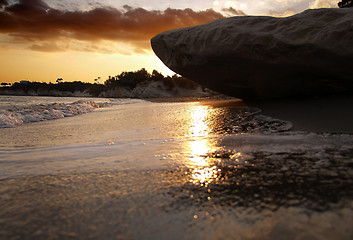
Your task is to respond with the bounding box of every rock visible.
[151,8,353,100]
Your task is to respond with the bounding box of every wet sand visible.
[1,152,353,239]
[148,94,353,133]
[247,94,353,134]
[1,97,353,239]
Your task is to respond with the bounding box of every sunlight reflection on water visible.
[172,102,353,217]
[185,103,242,187]
[2,99,353,239]
[189,105,210,137]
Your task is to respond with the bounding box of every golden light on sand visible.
[187,105,214,164]
[189,140,210,160]
[188,138,219,186]
[186,104,220,186]
[190,165,219,185]
[189,105,210,137]
[184,103,245,186]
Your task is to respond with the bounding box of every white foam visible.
[0,100,108,128]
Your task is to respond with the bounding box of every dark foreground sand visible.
[1,148,353,239]
[247,94,353,134]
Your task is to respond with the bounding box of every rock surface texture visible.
[151,8,353,100]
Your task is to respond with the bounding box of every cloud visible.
[29,42,63,52]
[0,0,229,54]
[222,7,246,16]
[266,0,338,17]
[309,0,338,8]
[267,8,298,17]
[0,0,8,7]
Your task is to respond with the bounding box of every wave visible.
[0,100,109,128]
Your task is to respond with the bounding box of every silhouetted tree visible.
[151,70,165,82]
[1,68,203,98]
[105,68,151,89]
[338,0,353,8]
[88,83,106,97]
[162,76,175,90]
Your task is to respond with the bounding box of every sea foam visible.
[0,100,108,128]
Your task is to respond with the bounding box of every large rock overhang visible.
[151,8,353,101]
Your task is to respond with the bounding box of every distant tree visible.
[161,76,175,90]
[88,83,106,97]
[1,67,205,97]
[105,68,151,89]
[151,70,165,82]
[104,77,118,89]
[338,0,353,8]
[94,77,101,84]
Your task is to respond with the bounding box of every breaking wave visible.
[0,100,109,128]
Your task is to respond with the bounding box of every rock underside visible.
[151,8,353,100]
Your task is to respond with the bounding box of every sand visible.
[248,94,353,133]
[147,94,353,134]
[1,96,353,239]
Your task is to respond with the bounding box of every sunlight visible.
[189,139,210,160]
[189,105,210,137]
[188,139,219,186]
[187,105,214,165]
[184,103,245,186]
[186,104,219,185]
[191,166,219,185]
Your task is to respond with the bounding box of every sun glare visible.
[189,105,210,137]
[184,103,245,186]
[186,104,219,185]
[189,140,211,160]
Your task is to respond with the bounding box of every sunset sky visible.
[0,0,337,84]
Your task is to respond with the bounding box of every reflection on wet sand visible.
[1,100,353,239]
[178,102,353,213]
[189,105,210,137]
[172,148,353,212]
[186,104,222,187]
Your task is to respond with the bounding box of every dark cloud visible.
[0,0,8,7]
[0,0,237,53]
[6,0,50,15]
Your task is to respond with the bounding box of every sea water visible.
[0,95,352,239]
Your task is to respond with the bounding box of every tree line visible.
[0,69,200,97]
[104,68,199,90]
[338,0,353,7]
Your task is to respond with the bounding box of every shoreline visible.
[147,94,353,134]
[2,93,353,134]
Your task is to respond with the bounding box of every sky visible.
[0,0,338,84]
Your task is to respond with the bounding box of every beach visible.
[1,96,353,239]
[247,94,353,133]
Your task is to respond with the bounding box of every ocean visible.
[1,95,353,239]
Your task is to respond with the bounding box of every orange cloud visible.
[0,0,241,53]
